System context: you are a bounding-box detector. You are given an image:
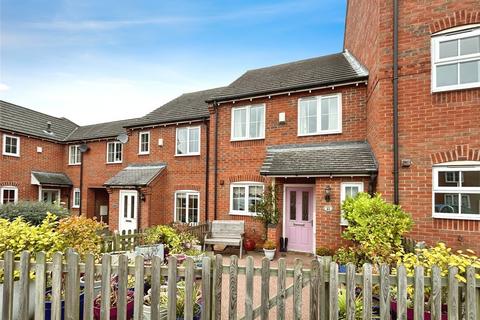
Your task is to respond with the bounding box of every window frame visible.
[1,186,18,204]
[431,27,480,92]
[2,134,20,157]
[106,141,123,164]
[432,165,480,220]
[138,131,150,155]
[68,145,81,165]
[230,104,266,141]
[229,182,265,216]
[175,126,201,156]
[72,188,81,208]
[340,182,364,226]
[173,190,200,224]
[297,93,343,136]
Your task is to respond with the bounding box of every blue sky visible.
[0,0,346,125]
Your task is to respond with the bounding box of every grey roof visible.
[0,100,78,141]
[105,163,166,187]
[260,141,377,176]
[65,118,139,142]
[207,51,368,102]
[31,171,73,186]
[128,87,225,127]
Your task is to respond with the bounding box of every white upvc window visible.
[72,188,81,208]
[431,26,480,92]
[432,165,480,220]
[2,134,20,157]
[231,104,265,141]
[69,145,81,165]
[138,131,150,155]
[1,186,18,204]
[174,191,200,224]
[340,182,364,226]
[176,126,200,156]
[229,182,264,216]
[298,93,342,136]
[107,141,123,163]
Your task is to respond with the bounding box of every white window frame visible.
[106,141,123,164]
[297,93,343,136]
[2,134,20,157]
[230,104,266,141]
[229,182,264,216]
[72,188,81,208]
[68,145,81,165]
[432,165,480,220]
[174,190,200,224]
[175,126,201,156]
[0,186,18,204]
[431,27,480,92]
[340,182,364,226]
[39,188,61,204]
[138,131,150,155]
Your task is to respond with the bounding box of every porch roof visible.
[104,163,166,187]
[31,171,73,187]
[260,141,377,177]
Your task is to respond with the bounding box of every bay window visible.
[433,165,480,219]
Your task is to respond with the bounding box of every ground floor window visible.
[229,182,264,215]
[175,191,199,224]
[433,165,480,219]
[340,182,364,225]
[41,188,60,204]
[1,186,18,204]
[72,188,81,208]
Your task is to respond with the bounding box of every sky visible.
[0,0,347,125]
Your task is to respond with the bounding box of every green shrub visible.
[316,247,335,257]
[334,247,359,265]
[143,224,199,254]
[57,216,106,259]
[342,193,413,264]
[0,201,70,225]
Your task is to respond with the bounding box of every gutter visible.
[393,0,400,204]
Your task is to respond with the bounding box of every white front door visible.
[119,190,138,233]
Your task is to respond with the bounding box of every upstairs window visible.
[139,131,150,155]
[69,145,81,165]
[298,94,342,136]
[231,104,265,141]
[1,187,18,204]
[432,27,480,92]
[107,141,123,163]
[2,134,20,157]
[433,165,480,220]
[176,126,200,156]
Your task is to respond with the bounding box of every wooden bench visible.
[203,220,245,258]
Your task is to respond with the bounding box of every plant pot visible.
[93,291,134,320]
[80,276,102,299]
[0,279,36,319]
[142,303,201,320]
[263,248,276,261]
[45,291,85,320]
[390,300,448,320]
[135,244,165,261]
[316,255,333,262]
[338,264,347,273]
[244,239,256,251]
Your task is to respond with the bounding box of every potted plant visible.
[45,287,85,320]
[338,288,363,320]
[184,248,204,267]
[316,247,334,260]
[93,275,135,320]
[79,273,102,298]
[143,285,168,320]
[334,247,358,273]
[263,240,276,261]
[252,185,279,241]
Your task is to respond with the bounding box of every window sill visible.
[298,131,342,137]
[72,206,80,209]
[229,211,258,217]
[106,162,123,165]
[432,82,480,93]
[138,152,150,156]
[68,163,81,166]
[230,137,265,142]
[432,213,480,221]
[2,153,20,157]
[175,153,200,157]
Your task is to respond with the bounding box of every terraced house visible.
[1,0,479,252]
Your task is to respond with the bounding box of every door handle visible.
[293,222,305,226]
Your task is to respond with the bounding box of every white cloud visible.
[0,83,10,92]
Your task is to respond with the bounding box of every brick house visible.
[1,0,479,252]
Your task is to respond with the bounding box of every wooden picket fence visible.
[0,251,479,320]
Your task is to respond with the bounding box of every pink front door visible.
[285,187,314,252]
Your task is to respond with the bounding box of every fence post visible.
[51,252,63,320]
[362,263,372,320]
[117,254,129,320]
[113,231,120,252]
[2,250,14,320]
[329,262,338,320]
[133,255,145,320]
[346,263,356,320]
[229,255,239,320]
[167,255,178,320]
[66,251,80,320]
[83,254,95,320]
[260,258,270,320]
[201,256,212,320]
[294,259,303,320]
[431,266,441,320]
[318,257,326,320]
[18,251,31,320]
[397,264,407,320]
[277,258,286,320]
[466,266,476,320]
[414,266,424,320]
[150,255,162,320]
[184,257,195,320]
[310,258,320,320]
[379,264,390,320]
[35,251,47,320]
[245,256,254,320]
[212,254,223,320]
[100,254,112,320]
[448,266,459,320]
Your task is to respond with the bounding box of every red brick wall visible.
[0,131,70,204]
[207,85,368,245]
[345,0,480,251]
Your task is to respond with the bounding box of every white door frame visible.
[39,187,61,203]
[118,190,138,233]
[282,184,316,254]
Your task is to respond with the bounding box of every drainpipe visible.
[204,117,210,222]
[79,152,84,215]
[393,0,400,205]
[213,102,219,220]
